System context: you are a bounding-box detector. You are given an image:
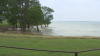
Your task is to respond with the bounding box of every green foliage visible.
[0,0,54,31]
[42,6,54,26]
[0,0,7,23]
[28,6,44,25]
[44,14,53,24]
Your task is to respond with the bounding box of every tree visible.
[21,0,40,32]
[4,0,21,30]
[28,1,44,32]
[0,0,54,33]
[41,6,54,27]
[0,0,7,23]
[3,0,40,31]
[44,14,53,27]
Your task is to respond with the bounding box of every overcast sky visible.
[39,0,100,21]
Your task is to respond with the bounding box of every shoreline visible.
[0,26,100,38]
[0,32,100,39]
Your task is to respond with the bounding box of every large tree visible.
[3,0,40,31]
[0,0,54,33]
[41,6,54,27]
[28,1,44,32]
[21,0,40,32]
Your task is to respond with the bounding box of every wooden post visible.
[75,52,78,56]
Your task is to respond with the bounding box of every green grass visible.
[0,21,11,26]
[0,21,20,26]
[0,33,100,56]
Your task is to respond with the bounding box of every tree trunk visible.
[22,0,26,32]
[45,24,47,27]
[41,24,42,28]
[28,24,30,28]
[36,25,39,32]
[47,24,48,27]
[20,23,22,31]
[25,23,27,28]
[22,11,26,32]
[13,25,14,31]
[16,23,17,28]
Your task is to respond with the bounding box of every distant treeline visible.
[0,0,54,32]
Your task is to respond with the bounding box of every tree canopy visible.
[0,0,54,32]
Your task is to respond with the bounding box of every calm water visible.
[41,21,100,37]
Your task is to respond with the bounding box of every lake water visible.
[40,21,100,37]
[5,21,100,37]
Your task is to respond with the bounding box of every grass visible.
[0,33,100,56]
[0,21,20,26]
[0,21,11,26]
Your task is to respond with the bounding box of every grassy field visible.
[0,33,100,56]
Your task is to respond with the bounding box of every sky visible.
[39,0,100,21]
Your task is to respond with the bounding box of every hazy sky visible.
[39,0,100,21]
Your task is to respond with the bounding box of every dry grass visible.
[0,32,100,39]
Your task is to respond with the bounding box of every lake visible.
[40,21,100,37]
